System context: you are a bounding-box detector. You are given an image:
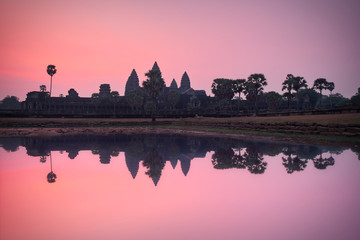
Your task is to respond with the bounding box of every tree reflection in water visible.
[143,149,165,186]
[282,145,308,174]
[47,152,57,183]
[0,134,359,185]
[212,143,267,174]
[212,148,246,170]
[312,153,335,170]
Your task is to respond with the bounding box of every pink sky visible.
[1,0,359,100]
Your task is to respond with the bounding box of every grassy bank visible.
[1,113,359,126]
[0,113,359,146]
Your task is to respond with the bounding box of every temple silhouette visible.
[23,62,209,117]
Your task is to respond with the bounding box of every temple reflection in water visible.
[1,134,359,186]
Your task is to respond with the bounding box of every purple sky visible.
[1,0,359,100]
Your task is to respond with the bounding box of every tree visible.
[46,65,57,97]
[142,69,165,121]
[0,96,21,109]
[265,91,282,112]
[327,82,335,95]
[312,153,335,170]
[40,85,47,92]
[313,78,328,107]
[298,89,319,109]
[282,74,295,111]
[350,89,360,106]
[232,79,246,110]
[47,152,57,183]
[211,147,246,169]
[322,93,350,108]
[142,149,165,186]
[326,81,335,108]
[292,76,307,110]
[282,146,308,174]
[211,78,234,101]
[245,74,267,115]
[243,145,267,174]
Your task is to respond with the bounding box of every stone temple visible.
[124,61,206,97]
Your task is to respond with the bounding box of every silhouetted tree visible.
[282,146,308,174]
[212,147,246,169]
[0,96,21,109]
[47,152,56,183]
[232,79,246,110]
[322,93,350,108]
[298,89,319,109]
[326,81,335,108]
[350,89,360,106]
[245,74,267,115]
[143,149,165,186]
[40,85,47,92]
[243,145,267,174]
[142,68,165,121]
[47,65,57,97]
[292,76,307,110]
[40,156,47,163]
[265,91,282,112]
[282,74,295,111]
[312,153,335,170]
[211,79,230,99]
[47,172,57,183]
[313,78,328,107]
[212,79,234,110]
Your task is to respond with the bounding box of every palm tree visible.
[245,73,267,115]
[232,79,246,111]
[40,85,47,92]
[313,78,328,107]
[142,69,165,121]
[327,82,335,108]
[282,74,295,111]
[292,76,307,110]
[47,65,57,97]
[47,152,57,183]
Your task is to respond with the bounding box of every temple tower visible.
[125,69,140,96]
[179,72,191,93]
[170,79,178,89]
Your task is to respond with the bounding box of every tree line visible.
[211,73,360,114]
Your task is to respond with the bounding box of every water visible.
[0,134,359,240]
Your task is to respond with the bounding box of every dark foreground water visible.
[0,134,359,240]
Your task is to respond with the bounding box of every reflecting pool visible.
[1,134,360,240]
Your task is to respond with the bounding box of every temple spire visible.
[170,79,178,89]
[125,69,140,96]
[152,61,160,72]
[180,71,191,92]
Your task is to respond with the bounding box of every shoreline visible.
[0,126,359,148]
[1,114,359,147]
